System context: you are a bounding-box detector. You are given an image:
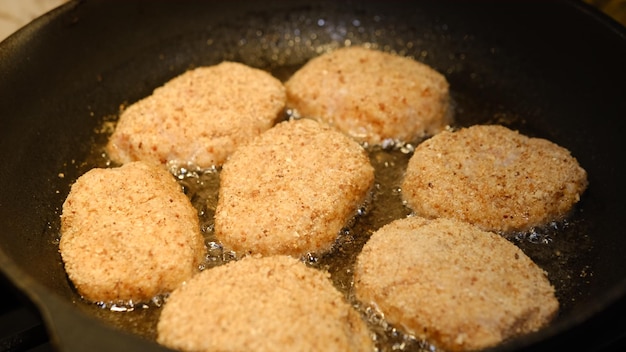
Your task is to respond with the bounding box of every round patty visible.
[59,161,206,303]
[214,118,375,257]
[402,124,588,232]
[157,255,374,352]
[353,216,559,351]
[106,61,286,169]
[285,46,451,145]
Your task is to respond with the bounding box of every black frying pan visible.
[1,0,625,351]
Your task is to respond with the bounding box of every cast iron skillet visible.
[1,0,625,351]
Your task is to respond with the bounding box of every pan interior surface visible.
[1,0,625,351]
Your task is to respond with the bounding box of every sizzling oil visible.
[76,125,592,352]
[47,5,597,348]
[70,67,594,352]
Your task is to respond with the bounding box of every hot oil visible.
[77,120,593,351]
[73,66,593,351]
[44,3,597,348]
[310,144,432,352]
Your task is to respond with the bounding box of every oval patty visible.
[214,118,375,257]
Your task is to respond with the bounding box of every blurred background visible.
[1,0,626,43]
[586,0,626,25]
[1,0,67,41]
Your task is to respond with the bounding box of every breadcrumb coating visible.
[402,125,588,232]
[59,161,205,303]
[107,61,286,169]
[214,118,375,257]
[157,255,374,352]
[354,216,559,351]
[285,46,451,144]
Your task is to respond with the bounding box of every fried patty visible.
[214,118,375,257]
[59,161,205,303]
[106,61,286,169]
[285,46,451,144]
[157,255,374,352]
[353,216,559,351]
[402,125,588,232]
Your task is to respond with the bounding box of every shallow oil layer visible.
[75,119,592,352]
[67,46,593,349]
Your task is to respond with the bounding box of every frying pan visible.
[1,0,625,351]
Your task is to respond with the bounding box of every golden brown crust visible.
[107,61,286,169]
[59,161,205,302]
[157,255,374,352]
[285,46,451,144]
[214,118,375,257]
[402,125,588,232]
[354,216,559,351]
